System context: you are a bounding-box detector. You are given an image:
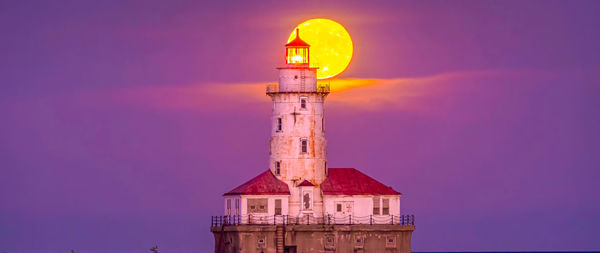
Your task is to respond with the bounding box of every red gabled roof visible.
[224,170,290,196]
[297,180,315,187]
[321,168,401,195]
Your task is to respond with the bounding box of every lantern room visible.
[285,28,310,66]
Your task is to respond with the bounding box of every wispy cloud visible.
[109,70,538,112]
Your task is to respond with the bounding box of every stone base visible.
[211,224,415,253]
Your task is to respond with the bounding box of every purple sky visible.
[1,0,599,252]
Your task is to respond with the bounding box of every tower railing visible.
[265,82,330,94]
[210,214,415,227]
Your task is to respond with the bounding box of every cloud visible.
[109,69,544,112]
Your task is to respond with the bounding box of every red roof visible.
[224,170,290,196]
[321,168,401,195]
[297,180,315,187]
[286,28,310,47]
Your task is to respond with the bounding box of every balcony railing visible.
[266,82,330,94]
[210,214,415,227]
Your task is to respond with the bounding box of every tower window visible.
[277,117,282,132]
[275,161,281,175]
[300,138,308,153]
[300,97,307,109]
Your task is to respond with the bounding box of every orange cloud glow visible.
[111,70,529,112]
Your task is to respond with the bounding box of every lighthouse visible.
[267,28,328,217]
[211,28,415,253]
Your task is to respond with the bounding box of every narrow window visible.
[275,161,281,175]
[324,161,328,176]
[226,199,231,216]
[277,117,282,131]
[382,198,390,215]
[301,138,308,153]
[275,199,282,215]
[373,197,380,215]
[300,97,307,109]
[235,199,240,215]
[336,204,342,212]
[322,117,324,132]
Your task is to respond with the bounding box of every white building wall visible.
[323,195,401,224]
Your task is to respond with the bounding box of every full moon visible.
[287,19,353,79]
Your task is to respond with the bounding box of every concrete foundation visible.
[211,224,415,253]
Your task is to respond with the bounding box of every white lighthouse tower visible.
[266,29,329,217]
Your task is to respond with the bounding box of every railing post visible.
[248,214,251,224]
[327,214,331,225]
[412,215,415,225]
[370,215,373,225]
[349,215,352,225]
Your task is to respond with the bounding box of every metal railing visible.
[265,82,330,94]
[210,214,414,227]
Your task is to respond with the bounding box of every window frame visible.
[248,198,268,214]
[277,117,282,132]
[300,97,308,110]
[382,198,390,215]
[300,138,308,154]
[373,196,381,215]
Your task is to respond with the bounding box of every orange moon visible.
[288,19,353,79]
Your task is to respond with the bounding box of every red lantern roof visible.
[224,170,290,196]
[321,168,401,195]
[285,28,310,47]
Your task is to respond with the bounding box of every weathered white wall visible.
[277,68,317,92]
[268,67,327,218]
[323,195,401,223]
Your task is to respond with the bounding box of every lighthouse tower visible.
[267,29,328,217]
